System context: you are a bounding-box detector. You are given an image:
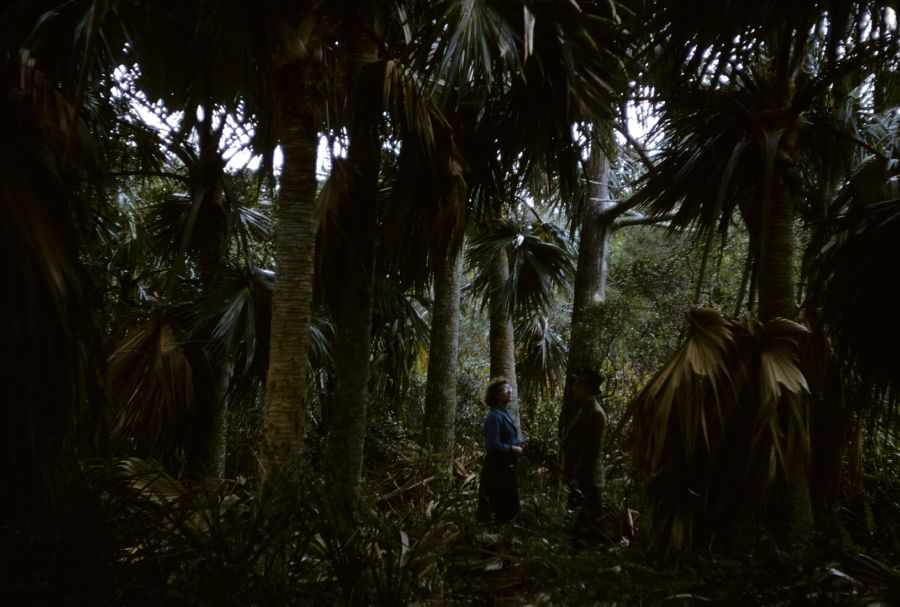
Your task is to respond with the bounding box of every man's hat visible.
[574,369,603,394]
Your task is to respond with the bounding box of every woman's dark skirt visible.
[476,451,520,524]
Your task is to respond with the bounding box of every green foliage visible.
[466,218,575,318]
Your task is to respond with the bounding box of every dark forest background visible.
[3,1,900,604]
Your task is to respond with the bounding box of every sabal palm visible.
[16,0,337,481]
[626,307,811,552]
[112,0,334,478]
[802,107,900,503]
[419,0,628,438]
[627,1,900,549]
[466,215,575,401]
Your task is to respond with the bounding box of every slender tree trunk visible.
[561,144,612,434]
[211,362,232,479]
[424,247,463,475]
[758,177,815,549]
[323,15,381,515]
[488,244,521,432]
[262,63,320,480]
[325,265,374,508]
[758,186,797,323]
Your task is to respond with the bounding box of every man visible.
[560,369,607,539]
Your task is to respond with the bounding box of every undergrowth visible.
[4,435,900,606]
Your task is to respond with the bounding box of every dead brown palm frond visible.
[107,314,217,476]
[626,308,812,553]
[628,307,738,477]
[114,456,190,513]
[749,317,811,480]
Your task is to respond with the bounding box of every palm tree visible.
[423,251,464,474]
[560,131,614,437]
[802,105,900,507]
[467,213,576,412]
[317,2,385,518]
[419,0,629,439]
[376,78,468,475]
[127,0,334,479]
[626,0,900,550]
[61,0,331,480]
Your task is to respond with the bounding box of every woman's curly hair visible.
[484,377,510,408]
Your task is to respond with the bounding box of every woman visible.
[476,377,522,524]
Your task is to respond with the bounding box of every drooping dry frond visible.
[629,307,737,476]
[626,308,812,553]
[107,314,217,475]
[750,317,811,479]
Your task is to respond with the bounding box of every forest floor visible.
[364,445,898,606]
[428,506,889,606]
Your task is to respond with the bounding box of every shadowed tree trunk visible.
[561,144,612,435]
[323,10,381,516]
[212,363,232,478]
[488,242,520,432]
[756,165,815,548]
[262,62,321,480]
[423,247,463,475]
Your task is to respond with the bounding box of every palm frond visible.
[626,307,812,552]
[182,264,273,379]
[97,457,326,604]
[466,218,574,318]
[628,308,737,477]
[378,88,469,290]
[820,195,900,398]
[1,84,105,514]
[415,0,523,94]
[107,313,218,475]
[626,87,756,238]
[515,314,567,400]
[370,276,430,404]
[747,317,811,482]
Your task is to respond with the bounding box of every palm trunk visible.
[561,146,611,435]
[325,265,374,509]
[758,178,814,548]
[323,18,380,516]
[488,244,520,432]
[211,362,232,478]
[261,64,320,480]
[423,246,463,475]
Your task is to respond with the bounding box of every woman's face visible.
[496,383,513,408]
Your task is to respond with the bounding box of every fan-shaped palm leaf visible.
[818,171,900,396]
[515,314,568,399]
[466,218,575,317]
[370,275,431,404]
[107,314,218,475]
[626,307,812,552]
[751,317,811,475]
[377,78,469,291]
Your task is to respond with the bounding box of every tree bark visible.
[488,244,520,432]
[261,63,320,480]
[758,176,815,549]
[323,14,381,514]
[211,363,232,479]
[423,247,463,475]
[561,145,612,435]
